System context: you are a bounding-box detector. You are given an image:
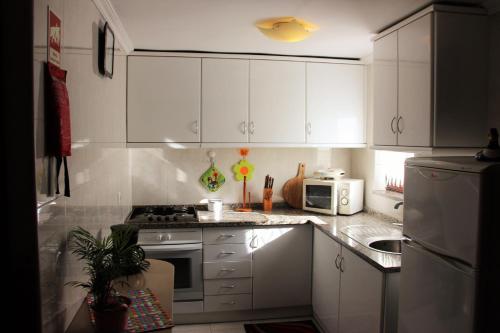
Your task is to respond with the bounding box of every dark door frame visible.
[1,0,41,332]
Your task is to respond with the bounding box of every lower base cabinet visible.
[313,227,398,333]
[338,246,383,333]
[252,225,313,309]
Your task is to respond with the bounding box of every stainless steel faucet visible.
[394,201,404,209]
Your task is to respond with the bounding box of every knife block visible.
[263,188,273,212]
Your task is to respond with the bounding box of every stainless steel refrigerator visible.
[398,156,500,333]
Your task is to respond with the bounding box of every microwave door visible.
[304,182,337,215]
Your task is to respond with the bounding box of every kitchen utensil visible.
[263,174,274,212]
[282,163,305,209]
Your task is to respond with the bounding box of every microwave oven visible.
[302,178,364,215]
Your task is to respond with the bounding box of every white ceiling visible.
[110,0,489,58]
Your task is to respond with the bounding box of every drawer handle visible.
[220,268,236,272]
[221,301,236,305]
[218,234,236,238]
[220,285,236,288]
[219,251,236,255]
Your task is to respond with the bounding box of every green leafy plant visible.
[67,226,150,311]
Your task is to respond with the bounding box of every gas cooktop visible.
[127,205,198,223]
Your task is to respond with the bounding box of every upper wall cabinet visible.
[307,63,365,144]
[127,56,201,143]
[249,60,306,143]
[373,6,488,149]
[127,54,366,147]
[373,31,398,146]
[202,58,249,143]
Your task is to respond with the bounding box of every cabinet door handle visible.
[397,116,404,134]
[250,235,258,249]
[192,120,199,134]
[249,121,255,134]
[307,122,312,135]
[339,257,345,272]
[334,254,340,269]
[240,121,247,134]
[390,116,397,134]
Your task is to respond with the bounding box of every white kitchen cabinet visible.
[249,60,306,143]
[338,246,383,333]
[313,227,395,333]
[373,31,398,146]
[202,227,253,312]
[127,56,201,143]
[373,7,488,149]
[202,58,249,143]
[252,225,312,309]
[306,63,365,144]
[397,14,432,147]
[312,228,342,333]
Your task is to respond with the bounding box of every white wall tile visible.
[34,1,130,332]
[131,148,352,205]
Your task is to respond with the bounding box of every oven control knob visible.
[167,234,172,240]
[148,215,154,221]
[156,216,162,222]
[158,234,164,241]
[341,197,349,205]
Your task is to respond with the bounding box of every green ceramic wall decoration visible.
[200,151,225,192]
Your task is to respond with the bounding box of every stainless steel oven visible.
[138,229,203,303]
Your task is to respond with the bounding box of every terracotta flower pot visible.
[93,296,131,333]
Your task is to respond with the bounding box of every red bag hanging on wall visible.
[46,62,71,197]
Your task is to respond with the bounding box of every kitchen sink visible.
[368,239,402,254]
[341,225,403,255]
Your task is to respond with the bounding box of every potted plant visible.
[67,226,150,333]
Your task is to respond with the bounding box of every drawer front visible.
[203,228,253,245]
[204,244,252,262]
[204,278,253,296]
[204,294,252,312]
[204,261,252,279]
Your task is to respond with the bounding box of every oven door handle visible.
[141,243,202,252]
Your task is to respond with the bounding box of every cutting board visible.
[282,163,305,209]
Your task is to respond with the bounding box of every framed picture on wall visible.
[98,22,115,78]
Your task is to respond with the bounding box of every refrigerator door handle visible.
[403,240,475,275]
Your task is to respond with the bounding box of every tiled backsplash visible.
[130,147,352,205]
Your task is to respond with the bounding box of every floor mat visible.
[244,320,320,333]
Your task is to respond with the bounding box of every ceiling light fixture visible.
[256,17,319,43]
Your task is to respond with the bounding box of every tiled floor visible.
[172,317,315,333]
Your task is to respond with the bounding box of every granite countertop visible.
[127,207,403,273]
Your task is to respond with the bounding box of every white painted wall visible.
[130,148,352,205]
[34,1,130,332]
